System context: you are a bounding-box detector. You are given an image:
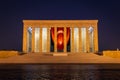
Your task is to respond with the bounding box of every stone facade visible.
[23,20,98,53]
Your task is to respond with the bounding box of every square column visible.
[32,27,35,52]
[64,27,67,52]
[54,27,57,52]
[94,26,98,52]
[47,27,50,52]
[39,27,42,52]
[71,27,74,52]
[23,25,27,52]
[86,27,90,52]
[79,27,82,52]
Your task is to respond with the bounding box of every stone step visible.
[53,53,68,56]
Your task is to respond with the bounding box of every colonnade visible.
[23,20,98,53]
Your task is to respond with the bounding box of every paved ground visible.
[0,53,120,64]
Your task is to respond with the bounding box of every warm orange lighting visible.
[51,27,70,50]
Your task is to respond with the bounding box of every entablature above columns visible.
[23,20,98,28]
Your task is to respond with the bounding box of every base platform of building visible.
[0,53,120,64]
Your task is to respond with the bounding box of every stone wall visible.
[103,50,120,58]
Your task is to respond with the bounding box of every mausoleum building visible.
[23,20,98,53]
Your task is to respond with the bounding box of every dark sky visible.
[0,0,120,51]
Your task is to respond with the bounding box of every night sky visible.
[0,0,120,52]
